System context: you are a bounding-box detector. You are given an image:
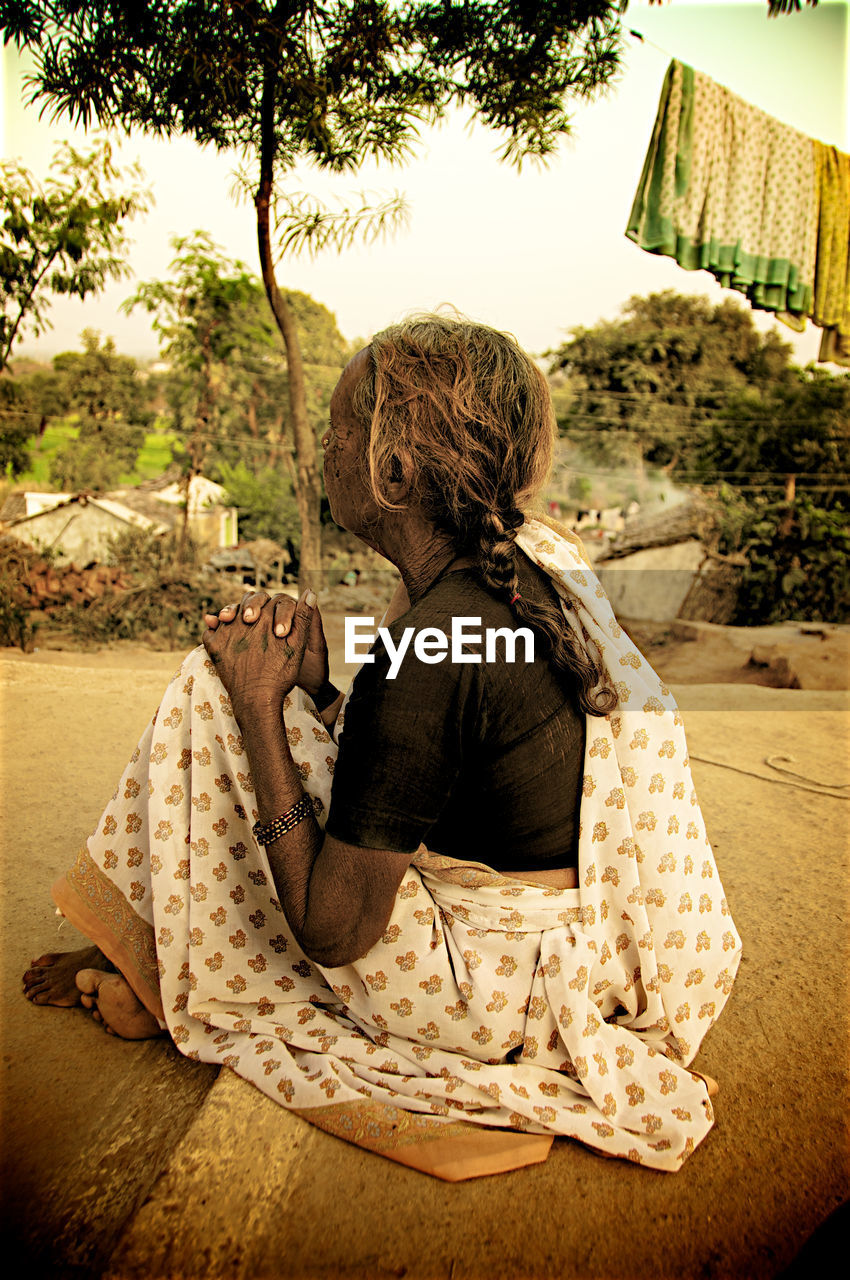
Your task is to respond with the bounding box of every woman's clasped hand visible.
[202,588,329,722]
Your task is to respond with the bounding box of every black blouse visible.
[325,563,585,871]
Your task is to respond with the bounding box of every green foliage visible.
[124,233,264,370]
[215,461,299,549]
[10,3,624,169]
[129,429,179,482]
[47,330,152,489]
[10,421,177,488]
[284,291,349,369]
[0,378,36,476]
[125,232,272,476]
[0,137,150,370]
[1,359,71,478]
[716,492,849,624]
[548,291,796,471]
[126,234,348,478]
[702,369,850,506]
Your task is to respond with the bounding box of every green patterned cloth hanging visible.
[627,60,820,326]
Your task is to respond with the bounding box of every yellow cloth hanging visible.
[813,143,850,366]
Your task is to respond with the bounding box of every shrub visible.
[717,491,850,624]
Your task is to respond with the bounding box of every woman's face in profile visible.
[322,348,373,537]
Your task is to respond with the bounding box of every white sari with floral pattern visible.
[53,519,741,1180]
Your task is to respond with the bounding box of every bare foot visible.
[76,969,162,1039]
[690,1069,720,1098]
[22,945,111,1006]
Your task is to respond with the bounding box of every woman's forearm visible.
[239,713,389,966]
[202,594,384,962]
[239,714,323,937]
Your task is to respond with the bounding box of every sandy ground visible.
[1,621,848,1279]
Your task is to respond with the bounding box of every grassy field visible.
[16,420,180,489]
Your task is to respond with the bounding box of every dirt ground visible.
[1,615,848,1279]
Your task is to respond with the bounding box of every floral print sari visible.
[52,519,741,1180]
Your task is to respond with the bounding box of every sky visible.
[2,0,848,365]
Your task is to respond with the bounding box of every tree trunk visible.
[255,65,322,593]
[180,329,214,561]
[247,389,259,438]
[778,473,796,538]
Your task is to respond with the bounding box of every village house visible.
[0,474,238,565]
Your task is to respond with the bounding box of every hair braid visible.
[476,509,521,598]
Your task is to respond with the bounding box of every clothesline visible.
[626,27,842,148]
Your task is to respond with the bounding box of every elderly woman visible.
[23,316,740,1179]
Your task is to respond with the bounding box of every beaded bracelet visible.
[252,793,314,845]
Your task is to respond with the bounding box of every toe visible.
[75,968,99,997]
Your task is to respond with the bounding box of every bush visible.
[717,491,850,624]
[67,526,221,647]
[0,537,42,649]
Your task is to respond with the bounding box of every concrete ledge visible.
[4,656,848,1280]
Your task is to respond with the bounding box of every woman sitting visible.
[23,316,740,1179]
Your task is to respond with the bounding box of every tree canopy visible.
[0,137,150,371]
[548,291,799,475]
[7,0,625,584]
[549,286,848,623]
[126,233,347,476]
[48,329,153,490]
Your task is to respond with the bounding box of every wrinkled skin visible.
[203,589,328,724]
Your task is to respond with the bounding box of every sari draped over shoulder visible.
[52,519,742,1180]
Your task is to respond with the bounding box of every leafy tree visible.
[0,379,36,477]
[125,234,270,486]
[0,137,150,370]
[548,291,796,474]
[48,329,152,489]
[216,460,300,549]
[8,0,624,585]
[126,235,348,563]
[0,361,70,477]
[703,370,850,505]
